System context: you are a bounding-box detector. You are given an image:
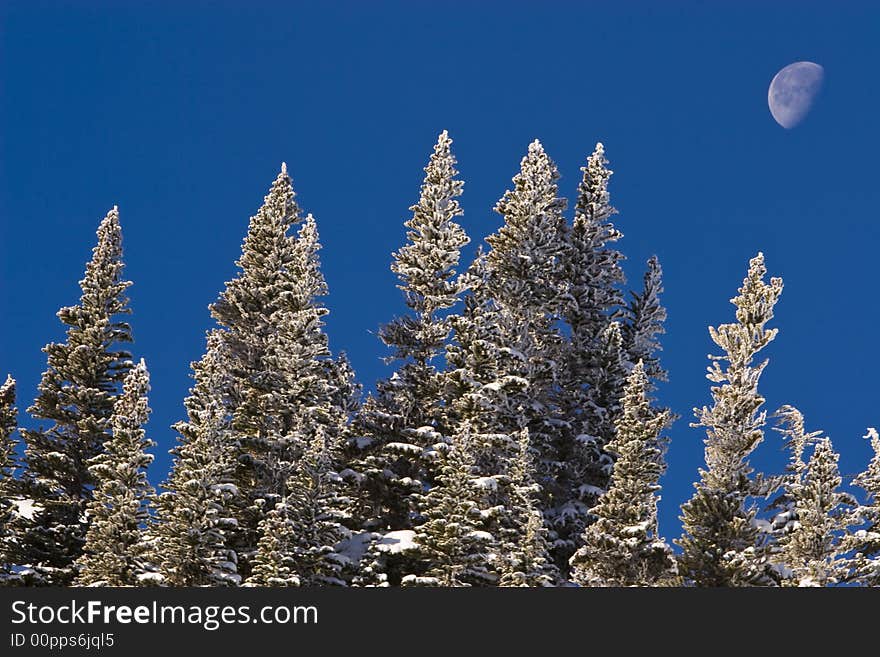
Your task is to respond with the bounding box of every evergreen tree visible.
[0,376,21,582]
[677,253,783,587]
[352,130,468,536]
[470,139,570,444]
[200,164,345,579]
[562,142,625,350]
[76,360,155,586]
[552,143,629,572]
[622,256,668,382]
[570,361,675,586]
[772,409,855,586]
[848,428,880,585]
[152,332,240,586]
[447,139,567,527]
[406,426,494,586]
[486,140,568,316]
[21,207,134,585]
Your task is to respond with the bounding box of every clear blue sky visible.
[2,1,878,541]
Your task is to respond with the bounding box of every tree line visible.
[1,132,878,587]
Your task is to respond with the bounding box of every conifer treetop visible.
[20,206,135,584]
[391,129,469,321]
[622,256,668,381]
[677,253,783,586]
[0,375,15,427]
[697,252,784,491]
[571,361,675,586]
[774,405,821,477]
[857,428,880,495]
[76,359,155,586]
[215,164,301,313]
[63,205,132,326]
[487,139,567,311]
[575,141,617,225]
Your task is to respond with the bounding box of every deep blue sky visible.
[2,1,878,541]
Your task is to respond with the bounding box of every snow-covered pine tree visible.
[351,131,468,538]
[848,428,880,586]
[203,164,345,579]
[570,361,675,587]
[551,143,629,573]
[446,140,567,542]
[405,425,494,587]
[497,429,558,587]
[562,142,624,349]
[151,332,240,586]
[622,256,668,382]
[20,207,134,585]
[620,256,675,468]
[250,425,350,586]
[0,375,21,582]
[677,253,783,587]
[76,360,155,586]
[771,408,855,586]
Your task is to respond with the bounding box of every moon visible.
[768,61,824,129]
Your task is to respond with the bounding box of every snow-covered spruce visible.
[405,425,494,586]
[562,142,624,350]
[622,256,668,383]
[676,253,782,587]
[151,332,241,586]
[552,143,633,573]
[351,131,469,555]
[20,207,134,586]
[446,141,569,573]
[570,361,675,586]
[847,428,880,585]
[76,360,155,586]
[202,164,349,580]
[770,407,856,586]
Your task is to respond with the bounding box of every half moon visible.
[768,61,824,129]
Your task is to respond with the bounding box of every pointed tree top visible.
[528,139,544,153]
[631,358,646,377]
[732,252,783,328]
[863,428,880,459]
[102,205,120,224]
[0,374,14,407]
[281,162,287,175]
